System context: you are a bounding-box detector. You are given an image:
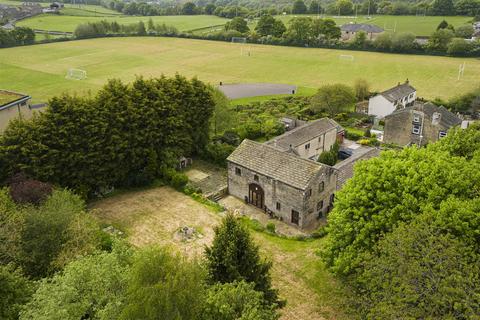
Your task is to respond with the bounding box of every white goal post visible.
[65,68,87,80]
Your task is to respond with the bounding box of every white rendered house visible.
[368,80,416,118]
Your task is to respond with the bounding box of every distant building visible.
[0,90,32,133]
[340,23,384,40]
[368,80,416,118]
[384,102,461,146]
[265,118,344,161]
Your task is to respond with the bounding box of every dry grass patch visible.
[90,186,221,257]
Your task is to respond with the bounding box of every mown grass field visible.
[273,14,472,36]
[1,37,478,103]
[17,14,229,32]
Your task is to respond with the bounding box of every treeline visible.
[0,76,214,197]
[323,124,480,318]
[99,0,479,17]
[215,15,480,56]
[74,19,178,39]
[0,27,35,48]
[0,178,282,319]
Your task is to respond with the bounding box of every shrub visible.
[266,222,276,234]
[162,168,188,191]
[7,173,53,206]
[345,130,362,141]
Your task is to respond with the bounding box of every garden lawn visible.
[16,14,229,32]
[1,37,479,103]
[272,14,472,36]
[90,185,351,320]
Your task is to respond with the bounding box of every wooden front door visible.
[249,183,264,209]
[291,210,300,225]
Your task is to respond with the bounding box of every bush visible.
[7,173,53,206]
[345,130,362,141]
[202,142,236,167]
[162,168,188,191]
[266,222,276,234]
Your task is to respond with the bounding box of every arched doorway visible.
[248,183,264,209]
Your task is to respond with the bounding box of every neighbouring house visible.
[227,139,338,229]
[340,23,384,41]
[280,117,306,131]
[0,90,33,133]
[265,118,344,161]
[368,80,416,118]
[383,101,461,146]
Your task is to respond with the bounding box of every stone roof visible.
[265,118,341,151]
[227,139,323,190]
[341,23,384,33]
[334,147,380,189]
[379,82,416,102]
[386,102,462,128]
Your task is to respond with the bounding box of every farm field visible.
[17,14,229,32]
[90,186,352,320]
[1,37,478,103]
[0,0,119,14]
[273,14,472,36]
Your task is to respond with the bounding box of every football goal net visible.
[65,68,87,80]
[339,54,354,61]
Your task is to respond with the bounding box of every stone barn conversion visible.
[227,139,337,229]
[383,102,461,146]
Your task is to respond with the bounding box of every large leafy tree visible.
[120,247,205,320]
[323,125,480,276]
[202,281,279,320]
[255,15,286,37]
[205,214,281,307]
[292,0,308,13]
[0,76,215,195]
[311,84,355,116]
[0,265,34,320]
[20,243,132,320]
[430,0,455,15]
[225,16,249,33]
[358,214,480,319]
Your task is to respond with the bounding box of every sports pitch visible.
[0,37,478,102]
[17,14,229,32]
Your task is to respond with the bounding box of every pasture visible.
[17,14,229,32]
[273,14,472,36]
[0,37,478,103]
[90,186,351,320]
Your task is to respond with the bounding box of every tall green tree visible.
[202,281,279,320]
[284,17,313,44]
[358,215,480,319]
[292,0,308,13]
[0,265,34,320]
[182,2,197,14]
[311,84,355,116]
[431,0,455,15]
[309,0,322,14]
[224,16,249,33]
[205,214,281,307]
[121,247,205,320]
[20,242,132,320]
[255,15,286,37]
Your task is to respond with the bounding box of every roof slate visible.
[227,139,323,190]
[341,23,384,33]
[386,102,462,127]
[380,83,416,102]
[265,118,340,151]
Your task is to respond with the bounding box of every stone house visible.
[340,23,384,41]
[0,90,32,133]
[227,139,337,229]
[265,118,344,161]
[368,80,416,118]
[384,102,461,146]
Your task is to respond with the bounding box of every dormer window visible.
[413,114,420,123]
